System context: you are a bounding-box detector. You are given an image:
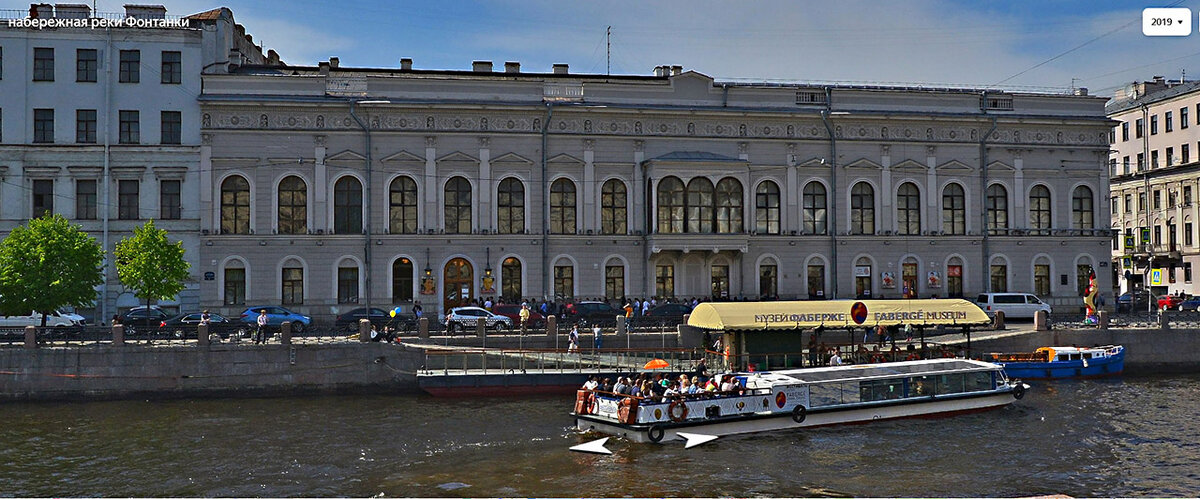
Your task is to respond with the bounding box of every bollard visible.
[198,323,210,346]
[24,325,37,349]
[476,317,486,338]
[280,321,292,345]
[1098,310,1109,329]
[1034,310,1049,331]
[359,318,371,342]
[616,315,627,337]
[418,317,430,339]
[992,311,1005,330]
[112,324,124,347]
[1159,311,1170,331]
[546,315,557,338]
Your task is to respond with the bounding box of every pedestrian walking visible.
[593,324,603,349]
[568,325,579,353]
[519,303,531,333]
[255,309,269,344]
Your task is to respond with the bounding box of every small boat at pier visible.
[572,358,1026,444]
[987,345,1124,379]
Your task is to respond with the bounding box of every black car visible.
[1116,290,1153,313]
[570,301,624,325]
[161,312,237,339]
[119,306,170,328]
[335,307,414,331]
[631,303,693,327]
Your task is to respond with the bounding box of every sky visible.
[5,0,1200,97]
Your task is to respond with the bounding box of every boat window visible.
[1058,355,1068,361]
[809,382,854,408]
[965,372,993,392]
[908,375,933,397]
[859,378,904,402]
[937,374,965,394]
[1083,353,1093,359]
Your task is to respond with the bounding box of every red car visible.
[491,304,544,327]
[1157,294,1185,311]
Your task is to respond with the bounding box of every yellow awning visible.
[687,299,990,331]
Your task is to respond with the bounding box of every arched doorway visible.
[443,258,474,311]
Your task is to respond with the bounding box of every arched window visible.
[1033,256,1051,297]
[277,176,307,235]
[392,257,413,303]
[897,182,921,235]
[986,184,1008,235]
[715,177,743,233]
[1029,185,1052,234]
[855,257,873,298]
[946,257,964,298]
[755,181,780,234]
[501,257,522,302]
[497,178,525,234]
[851,182,875,235]
[657,177,685,234]
[686,177,715,233]
[1072,186,1094,229]
[389,176,418,234]
[803,181,827,235]
[553,261,574,300]
[337,260,360,304]
[600,179,627,235]
[333,176,362,234]
[549,178,577,234]
[281,261,304,305]
[990,257,1008,293]
[444,176,472,234]
[223,260,246,306]
[220,175,250,234]
[942,183,965,235]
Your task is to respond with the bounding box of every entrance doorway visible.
[443,258,474,311]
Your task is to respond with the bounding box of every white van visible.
[974,293,1052,319]
[0,311,80,327]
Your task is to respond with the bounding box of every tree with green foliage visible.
[0,214,104,326]
[114,220,191,315]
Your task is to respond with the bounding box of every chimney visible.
[124,4,167,19]
[400,58,413,70]
[552,63,568,75]
[318,61,330,76]
[653,65,667,77]
[671,65,682,76]
[329,57,339,68]
[1073,87,1088,96]
[55,4,91,19]
[1153,75,1165,84]
[504,61,520,73]
[472,60,493,72]
[31,3,53,18]
[266,49,280,65]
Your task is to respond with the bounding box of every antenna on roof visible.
[1182,69,1187,83]
[606,26,611,76]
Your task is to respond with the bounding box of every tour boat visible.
[987,345,1124,379]
[572,358,1026,444]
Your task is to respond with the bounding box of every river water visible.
[1,374,1198,497]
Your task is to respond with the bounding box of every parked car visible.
[442,306,513,333]
[0,310,82,327]
[645,303,693,317]
[570,301,624,325]
[1177,295,1200,312]
[161,312,235,339]
[1117,290,1153,313]
[239,306,313,333]
[492,304,544,327]
[119,306,170,329]
[974,293,1052,319]
[1157,294,1186,311]
[334,307,393,330]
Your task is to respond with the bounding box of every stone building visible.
[198,59,1113,320]
[0,4,277,320]
[1108,76,1200,297]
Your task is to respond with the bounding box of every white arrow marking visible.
[569,437,612,455]
[676,432,719,449]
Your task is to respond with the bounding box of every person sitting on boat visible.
[663,382,680,399]
[612,377,628,395]
[720,375,736,392]
[600,377,613,392]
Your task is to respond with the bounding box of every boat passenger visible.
[600,378,613,392]
[612,378,628,395]
[688,376,701,394]
[829,350,844,366]
[663,382,679,398]
[582,375,598,391]
[720,375,735,392]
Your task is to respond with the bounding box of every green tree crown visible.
[114,220,191,304]
[0,214,104,319]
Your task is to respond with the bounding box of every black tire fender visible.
[1012,384,1026,400]
[791,405,807,424]
[647,424,665,443]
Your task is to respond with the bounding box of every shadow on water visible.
[0,375,1198,496]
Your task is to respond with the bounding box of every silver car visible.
[442,306,513,332]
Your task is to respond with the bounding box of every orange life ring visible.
[617,397,640,424]
[668,400,689,422]
[574,390,592,415]
[943,350,956,358]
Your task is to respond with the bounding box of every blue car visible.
[240,306,312,332]
[1177,296,1200,312]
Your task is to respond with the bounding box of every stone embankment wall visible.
[0,343,424,401]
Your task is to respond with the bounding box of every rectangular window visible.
[1137,153,1144,171]
[605,265,625,301]
[75,180,97,220]
[1185,144,1191,164]
[282,267,303,305]
[160,111,181,144]
[1111,197,1119,216]
[32,179,54,216]
[33,108,54,143]
[160,180,181,220]
[33,47,53,81]
[1123,156,1130,174]
[76,109,96,143]
[1186,186,1193,205]
[160,51,181,84]
[1166,111,1174,132]
[1187,263,1193,283]
[1183,107,1190,129]
[655,265,675,299]
[337,266,359,304]
[76,48,97,82]
[119,110,139,144]
[1154,225,1162,245]
[1139,192,1147,211]
[0,46,3,80]
[1124,194,1132,213]
[1154,190,1161,210]
[553,265,574,300]
[1136,118,1144,138]
[118,180,139,220]
[224,268,246,306]
[1170,190,1178,208]
[1122,122,1129,141]
[1151,115,1159,135]
[1187,222,1194,246]
[119,50,139,83]
[1109,128,1115,145]
[1167,147,1175,166]
[1151,150,1159,168]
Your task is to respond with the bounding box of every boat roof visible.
[1035,345,1122,354]
[742,359,999,387]
[688,299,990,331]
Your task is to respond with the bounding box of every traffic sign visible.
[1141,227,1152,244]
[1151,268,1164,286]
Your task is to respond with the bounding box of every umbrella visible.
[643,358,669,370]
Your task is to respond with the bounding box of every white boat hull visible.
[575,391,1016,444]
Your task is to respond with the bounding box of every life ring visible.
[870,354,886,363]
[589,395,599,414]
[791,405,807,424]
[1012,384,1026,400]
[668,400,689,422]
[647,424,665,443]
[942,350,956,358]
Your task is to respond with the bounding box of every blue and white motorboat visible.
[988,345,1124,379]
